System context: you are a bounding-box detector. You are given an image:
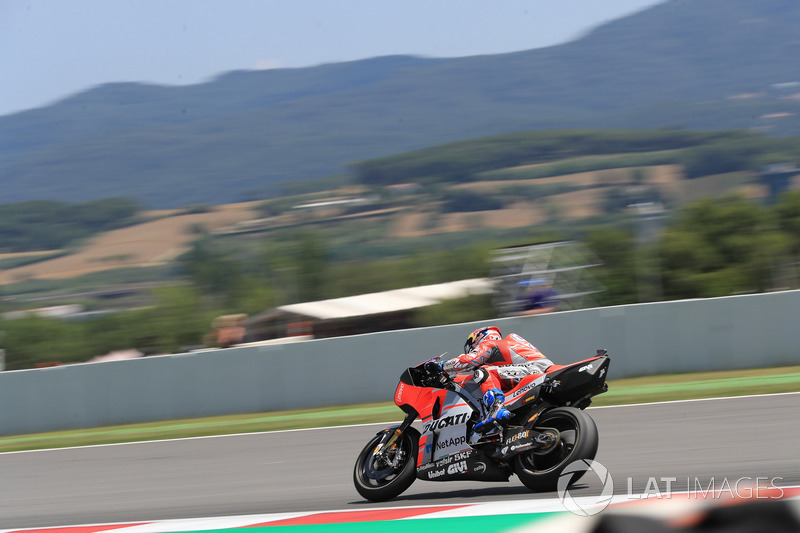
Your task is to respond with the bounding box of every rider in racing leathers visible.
[440,326,553,434]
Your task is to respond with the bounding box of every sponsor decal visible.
[500,437,534,454]
[427,450,474,470]
[507,383,535,400]
[505,430,530,444]
[578,363,594,373]
[436,436,467,450]
[418,462,435,472]
[599,368,606,378]
[427,469,446,479]
[423,412,470,432]
[507,375,546,402]
[474,462,487,474]
[498,367,530,378]
[395,383,404,403]
[446,461,468,475]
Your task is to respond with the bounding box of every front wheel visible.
[514,407,599,492]
[353,427,419,502]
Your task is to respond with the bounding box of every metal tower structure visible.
[489,240,604,316]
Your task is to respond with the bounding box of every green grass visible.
[591,365,800,406]
[1,366,798,453]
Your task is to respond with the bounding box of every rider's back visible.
[486,333,547,366]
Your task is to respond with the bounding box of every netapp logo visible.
[436,436,466,450]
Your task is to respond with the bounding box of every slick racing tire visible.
[513,407,599,492]
[353,427,419,502]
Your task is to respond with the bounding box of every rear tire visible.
[353,427,419,502]
[514,407,599,492]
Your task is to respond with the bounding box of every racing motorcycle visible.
[353,350,610,501]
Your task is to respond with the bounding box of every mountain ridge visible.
[2,0,799,208]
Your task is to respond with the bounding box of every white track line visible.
[589,390,800,409]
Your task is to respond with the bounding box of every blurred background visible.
[1,0,800,370]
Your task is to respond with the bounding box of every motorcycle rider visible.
[440,326,553,434]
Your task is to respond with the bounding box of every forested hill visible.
[2,0,800,208]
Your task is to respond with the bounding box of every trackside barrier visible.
[0,290,799,436]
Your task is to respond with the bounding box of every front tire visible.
[514,407,599,492]
[353,427,419,502]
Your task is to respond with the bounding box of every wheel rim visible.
[519,413,580,475]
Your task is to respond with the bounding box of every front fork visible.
[373,409,418,467]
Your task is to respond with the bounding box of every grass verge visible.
[1,365,798,453]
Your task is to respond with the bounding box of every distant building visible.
[244,279,494,342]
[2,304,84,320]
[291,197,368,210]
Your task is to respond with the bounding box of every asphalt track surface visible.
[1,393,798,529]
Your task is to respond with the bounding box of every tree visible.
[584,227,638,305]
[181,238,241,302]
[1,316,90,370]
[292,232,330,302]
[129,285,213,353]
[659,195,790,298]
[776,191,800,256]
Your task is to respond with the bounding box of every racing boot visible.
[474,388,511,434]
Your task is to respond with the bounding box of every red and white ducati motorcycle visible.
[353,350,610,501]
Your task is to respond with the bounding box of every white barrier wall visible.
[1,290,799,436]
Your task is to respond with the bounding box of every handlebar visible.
[421,360,455,390]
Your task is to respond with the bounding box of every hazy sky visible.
[1,0,663,116]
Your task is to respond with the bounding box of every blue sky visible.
[1,0,663,116]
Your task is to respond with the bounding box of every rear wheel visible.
[514,407,599,492]
[353,427,419,501]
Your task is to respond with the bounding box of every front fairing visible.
[394,364,451,419]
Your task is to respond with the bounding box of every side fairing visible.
[417,391,474,466]
[504,373,547,408]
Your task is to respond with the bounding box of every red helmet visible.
[464,326,501,353]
